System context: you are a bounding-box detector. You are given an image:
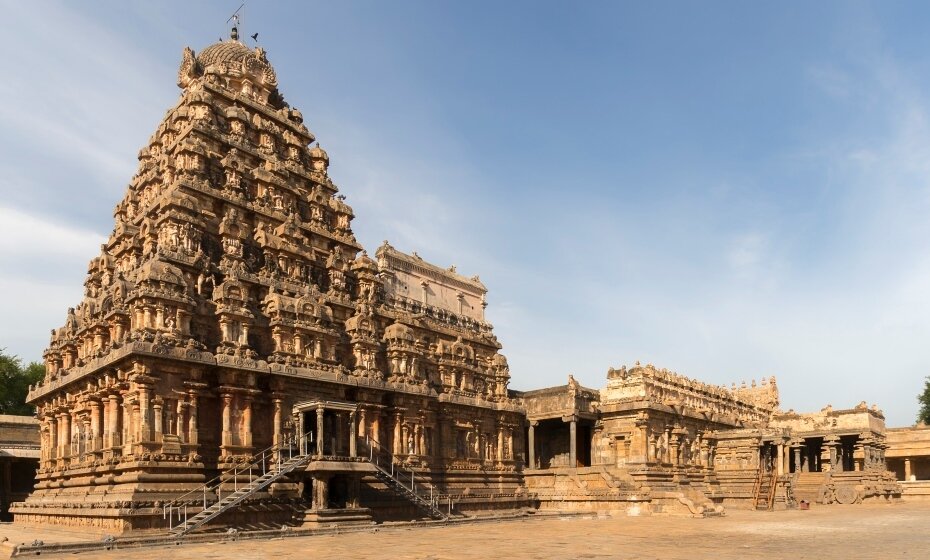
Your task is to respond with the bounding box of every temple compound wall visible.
[12,35,528,534]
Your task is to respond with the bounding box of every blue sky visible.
[2,1,929,426]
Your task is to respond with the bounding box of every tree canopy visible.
[0,348,43,416]
[919,376,930,425]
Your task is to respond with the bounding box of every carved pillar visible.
[90,400,102,451]
[138,385,151,443]
[273,398,283,446]
[153,399,163,443]
[349,411,357,458]
[242,396,253,448]
[507,427,514,460]
[104,395,120,447]
[221,392,233,449]
[48,417,57,465]
[570,417,578,467]
[905,457,913,481]
[669,431,681,467]
[176,400,185,444]
[497,426,505,462]
[633,415,649,463]
[187,392,199,446]
[316,407,325,456]
[418,422,426,456]
[825,436,840,472]
[335,412,345,456]
[61,413,71,458]
[358,408,367,439]
[776,443,784,476]
[371,409,381,444]
[312,474,328,510]
[122,398,133,451]
[528,421,537,469]
[393,412,402,455]
[793,445,802,474]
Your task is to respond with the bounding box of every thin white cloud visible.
[0,206,106,258]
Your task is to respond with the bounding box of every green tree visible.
[0,348,44,415]
[919,376,930,425]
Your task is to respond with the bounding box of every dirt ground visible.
[3,501,929,559]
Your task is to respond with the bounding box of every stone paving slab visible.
[5,502,930,559]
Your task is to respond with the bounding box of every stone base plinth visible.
[301,507,373,526]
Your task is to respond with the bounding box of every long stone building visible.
[12,29,902,534]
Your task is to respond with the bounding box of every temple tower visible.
[15,30,527,533]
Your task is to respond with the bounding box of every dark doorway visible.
[805,437,824,472]
[577,423,593,467]
[328,475,348,509]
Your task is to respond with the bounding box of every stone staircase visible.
[170,452,312,536]
[361,438,449,521]
[793,472,827,504]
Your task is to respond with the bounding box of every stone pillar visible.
[273,398,283,447]
[528,421,536,469]
[48,417,57,463]
[507,427,514,460]
[316,407,325,456]
[793,445,802,474]
[90,400,102,451]
[827,437,841,472]
[776,443,784,476]
[153,399,163,443]
[905,457,912,481]
[497,427,505,462]
[242,397,253,448]
[187,392,199,446]
[568,416,577,467]
[61,414,71,458]
[221,393,233,449]
[349,412,357,458]
[138,385,151,443]
[358,408,367,439]
[371,410,381,444]
[176,400,186,443]
[669,432,681,467]
[393,412,402,455]
[312,474,329,510]
[122,398,133,450]
[100,396,113,449]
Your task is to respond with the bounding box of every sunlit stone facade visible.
[14,33,526,533]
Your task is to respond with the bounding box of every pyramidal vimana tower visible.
[15,30,527,532]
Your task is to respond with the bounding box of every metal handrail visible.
[162,431,313,525]
[359,435,450,517]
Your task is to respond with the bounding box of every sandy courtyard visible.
[3,502,929,559]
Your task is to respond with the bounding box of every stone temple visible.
[12,28,903,535]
